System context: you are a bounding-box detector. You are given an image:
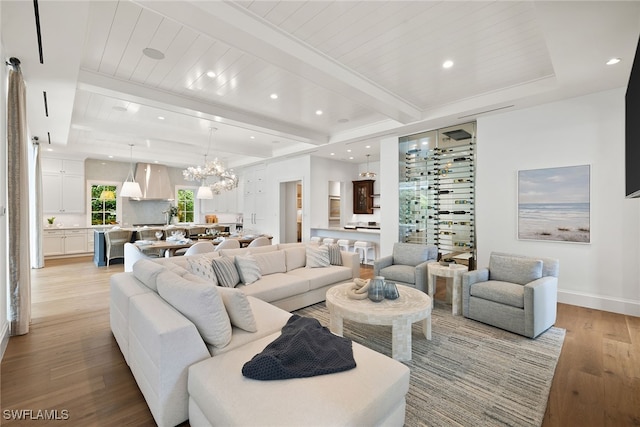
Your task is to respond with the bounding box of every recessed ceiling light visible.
[315,110,323,115]
[250,136,255,139]
[142,47,165,60]
[365,145,371,149]
[157,116,165,120]
[206,71,216,78]
[154,160,159,163]
[270,93,278,99]
[606,57,621,65]
[347,149,352,153]
[330,152,335,156]
[108,155,114,158]
[442,60,454,69]
[349,156,354,160]
[46,148,53,152]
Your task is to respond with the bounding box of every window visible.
[91,184,117,225]
[177,188,195,223]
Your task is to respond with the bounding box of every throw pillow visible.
[306,245,330,268]
[217,287,257,332]
[327,243,343,266]
[187,256,218,285]
[235,254,262,285]
[253,250,287,275]
[132,259,165,292]
[284,247,307,271]
[156,270,232,348]
[211,256,240,287]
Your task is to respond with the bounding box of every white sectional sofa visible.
[110,242,410,426]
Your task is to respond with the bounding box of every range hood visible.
[131,163,174,200]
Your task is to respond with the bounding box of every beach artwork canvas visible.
[518,165,590,243]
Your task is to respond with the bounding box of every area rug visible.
[295,301,565,427]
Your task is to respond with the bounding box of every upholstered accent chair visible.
[373,243,438,292]
[462,252,559,338]
[105,229,133,266]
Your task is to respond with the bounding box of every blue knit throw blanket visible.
[242,315,356,381]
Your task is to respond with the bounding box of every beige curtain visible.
[7,60,31,336]
[32,141,43,268]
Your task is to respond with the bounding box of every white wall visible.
[0,10,9,359]
[477,88,640,316]
[379,135,401,258]
[309,157,359,230]
[262,156,311,243]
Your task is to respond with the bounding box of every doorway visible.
[279,180,302,243]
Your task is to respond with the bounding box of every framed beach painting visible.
[518,165,590,243]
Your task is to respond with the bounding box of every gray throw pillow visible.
[489,254,543,285]
[211,256,240,287]
[327,244,343,266]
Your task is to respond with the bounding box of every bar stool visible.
[337,239,354,252]
[322,238,336,245]
[310,236,322,243]
[354,241,376,265]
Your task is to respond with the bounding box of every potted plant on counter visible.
[46,217,56,227]
[163,205,179,225]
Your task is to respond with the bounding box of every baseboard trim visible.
[0,321,9,361]
[558,289,640,317]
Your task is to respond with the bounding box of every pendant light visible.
[196,154,214,199]
[120,144,143,198]
[359,154,376,178]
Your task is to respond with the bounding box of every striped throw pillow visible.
[327,244,343,266]
[235,254,262,285]
[211,256,240,288]
[306,245,330,268]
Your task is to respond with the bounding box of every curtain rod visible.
[5,57,21,69]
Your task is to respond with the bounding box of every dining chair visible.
[184,241,216,256]
[214,238,241,251]
[247,236,271,248]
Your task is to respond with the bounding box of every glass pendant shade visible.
[359,154,376,178]
[121,144,143,198]
[196,182,214,199]
[99,190,116,201]
[121,181,142,198]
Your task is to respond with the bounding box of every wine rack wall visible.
[399,122,476,259]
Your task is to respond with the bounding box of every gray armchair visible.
[373,243,438,292]
[462,252,559,338]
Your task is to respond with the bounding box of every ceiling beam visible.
[77,69,328,144]
[134,0,422,124]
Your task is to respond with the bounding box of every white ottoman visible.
[188,332,410,427]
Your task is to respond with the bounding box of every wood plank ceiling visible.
[2,1,639,168]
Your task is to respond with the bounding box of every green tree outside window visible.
[177,189,195,223]
[91,184,118,225]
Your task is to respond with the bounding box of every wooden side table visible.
[427,263,468,316]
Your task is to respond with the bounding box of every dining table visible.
[135,235,273,256]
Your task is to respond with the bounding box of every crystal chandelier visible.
[183,127,239,197]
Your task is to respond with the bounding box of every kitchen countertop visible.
[311,227,381,234]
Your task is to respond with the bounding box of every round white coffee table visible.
[326,283,431,362]
[427,263,468,316]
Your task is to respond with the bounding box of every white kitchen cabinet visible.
[200,187,238,214]
[42,159,85,214]
[43,228,90,257]
[43,230,65,256]
[243,165,266,229]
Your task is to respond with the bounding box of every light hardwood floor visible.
[1,257,639,426]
